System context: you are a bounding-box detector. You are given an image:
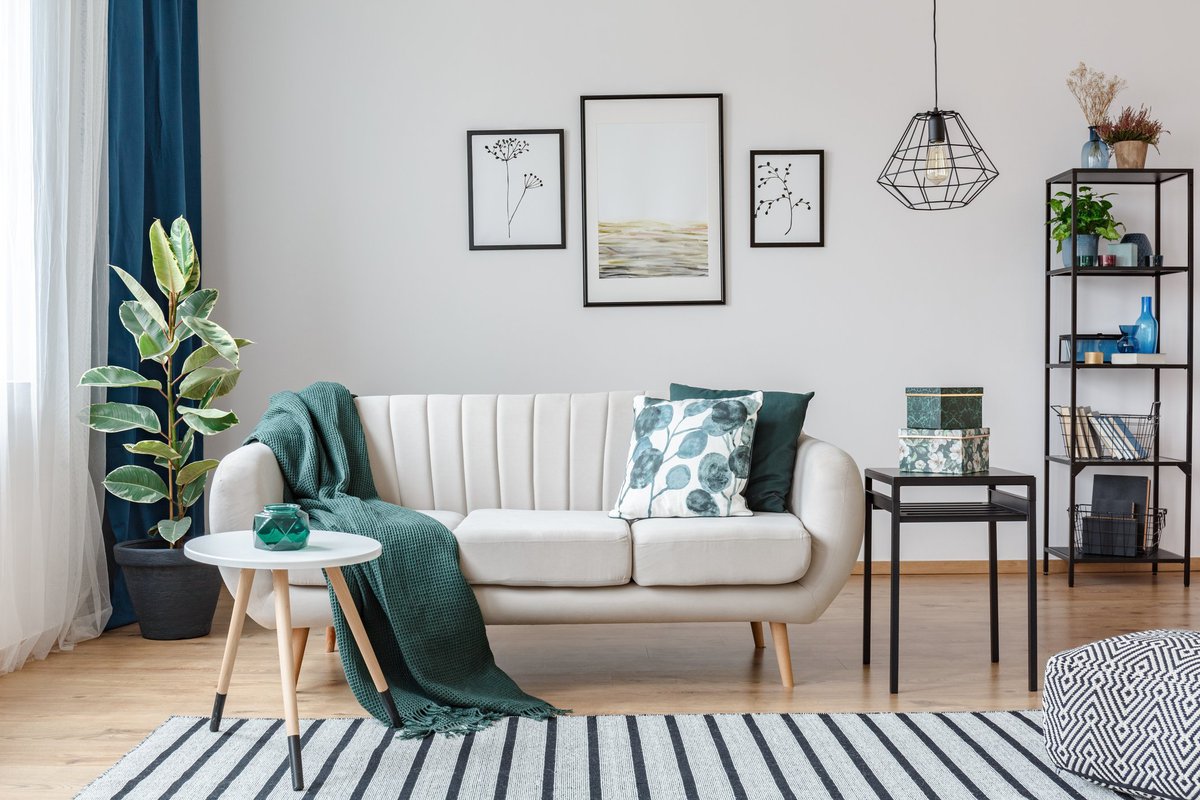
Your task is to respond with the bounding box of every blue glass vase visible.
[1133,296,1159,354]
[253,503,310,551]
[1081,126,1110,169]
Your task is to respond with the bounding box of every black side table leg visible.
[1027,481,1039,692]
[988,520,999,664]
[863,486,873,666]
[889,508,901,695]
[288,734,304,791]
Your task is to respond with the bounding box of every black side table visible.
[863,467,1038,694]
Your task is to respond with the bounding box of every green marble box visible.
[905,387,984,430]
[899,428,990,474]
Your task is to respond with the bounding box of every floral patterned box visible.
[905,387,983,430]
[898,428,990,474]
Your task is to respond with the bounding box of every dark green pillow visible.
[669,383,814,513]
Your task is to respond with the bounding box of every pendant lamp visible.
[877,0,998,210]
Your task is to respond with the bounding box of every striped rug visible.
[77,711,1121,799]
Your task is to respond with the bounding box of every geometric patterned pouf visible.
[1043,629,1200,800]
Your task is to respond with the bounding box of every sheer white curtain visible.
[0,0,111,673]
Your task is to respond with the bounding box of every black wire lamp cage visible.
[877,0,998,211]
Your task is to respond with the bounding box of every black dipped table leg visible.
[380,690,402,728]
[209,692,226,732]
[288,734,304,791]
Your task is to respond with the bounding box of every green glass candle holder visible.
[253,503,310,551]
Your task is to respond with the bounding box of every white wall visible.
[198,0,1200,562]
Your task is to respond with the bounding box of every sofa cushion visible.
[454,509,630,587]
[288,509,465,587]
[631,512,810,586]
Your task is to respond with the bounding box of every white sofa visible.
[209,391,864,686]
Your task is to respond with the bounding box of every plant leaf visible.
[179,406,239,435]
[137,330,178,363]
[79,366,161,391]
[124,440,182,462]
[180,338,253,375]
[156,516,192,544]
[81,402,161,434]
[176,288,218,339]
[176,458,219,486]
[110,265,167,332]
[181,472,207,507]
[182,316,239,367]
[149,219,185,296]
[103,465,169,504]
[120,300,172,360]
[169,217,196,280]
[177,429,195,463]
[180,367,240,401]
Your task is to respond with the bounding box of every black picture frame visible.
[580,94,726,307]
[749,149,825,248]
[467,128,566,251]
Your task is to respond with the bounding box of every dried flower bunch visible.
[1096,105,1169,151]
[1066,62,1125,127]
[484,137,531,163]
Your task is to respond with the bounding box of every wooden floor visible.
[1,571,1195,798]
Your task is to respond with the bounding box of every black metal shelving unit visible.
[1043,167,1194,587]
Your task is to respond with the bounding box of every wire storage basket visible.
[1071,504,1166,557]
[1052,402,1160,461]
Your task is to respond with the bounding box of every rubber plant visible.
[80,217,250,546]
[1047,186,1124,253]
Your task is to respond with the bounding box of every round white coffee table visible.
[185,530,399,792]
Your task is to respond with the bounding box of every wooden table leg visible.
[325,567,402,727]
[272,570,304,791]
[211,568,253,732]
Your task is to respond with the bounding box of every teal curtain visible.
[105,0,202,628]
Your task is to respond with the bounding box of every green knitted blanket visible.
[248,382,563,738]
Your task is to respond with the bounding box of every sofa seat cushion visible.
[631,512,810,586]
[454,509,631,587]
[288,509,465,587]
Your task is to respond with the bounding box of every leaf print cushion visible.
[610,393,763,520]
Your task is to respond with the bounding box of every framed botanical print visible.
[580,94,725,306]
[749,150,824,247]
[467,129,566,250]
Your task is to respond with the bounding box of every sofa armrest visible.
[209,441,285,533]
[788,434,864,619]
[208,442,287,622]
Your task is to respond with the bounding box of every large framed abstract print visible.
[580,94,725,306]
[467,129,566,250]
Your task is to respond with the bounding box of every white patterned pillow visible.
[610,393,762,520]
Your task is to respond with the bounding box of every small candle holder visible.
[1098,254,1116,267]
[1077,255,1097,267]
[253,503,311,551]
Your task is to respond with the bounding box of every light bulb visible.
[925,143,950,185]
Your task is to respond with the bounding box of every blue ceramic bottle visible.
[1133,296,1159,354]
[1081,127,1110,169]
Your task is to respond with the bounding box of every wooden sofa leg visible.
[292,627,309,687]
[750,621,765,649]
[325,626,336,653]
[770,622,794,688]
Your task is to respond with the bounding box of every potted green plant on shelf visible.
[1048,186,1124,268]
[80,216,251,640]
[1096,105,1168,170]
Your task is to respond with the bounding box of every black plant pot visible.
[113,538,221,640]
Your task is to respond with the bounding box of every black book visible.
[1084,474,1150,556]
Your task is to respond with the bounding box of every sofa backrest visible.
[354,391,642,514]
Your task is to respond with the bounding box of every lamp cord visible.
[932,0,939,110]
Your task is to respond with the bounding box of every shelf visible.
[1047,362,1187,370]
[1046,168,1191,186]
[1047,266,1189,277]
[1047,455,1189,469]
[1045,545,1186,564]
[897,502,1027,524]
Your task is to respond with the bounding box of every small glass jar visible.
[253,503,310,551]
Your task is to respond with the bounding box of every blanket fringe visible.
[395,702,571,739]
